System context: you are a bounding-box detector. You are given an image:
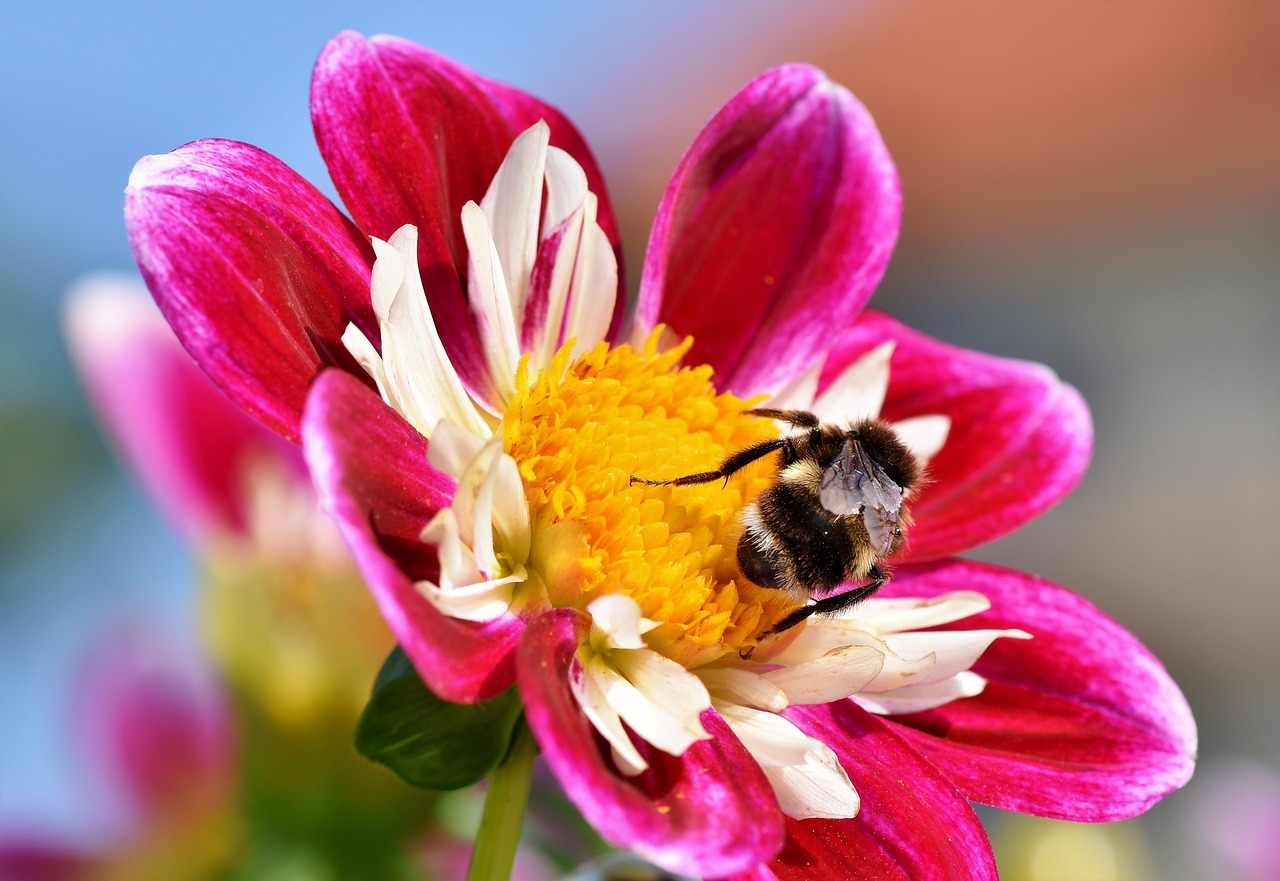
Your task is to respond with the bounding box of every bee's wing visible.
[847,440,905,555]
[818,439,865,515]
[862,503,898,556]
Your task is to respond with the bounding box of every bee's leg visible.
[764,566,890,639]
[745,408,821,430]
[630,437,789,487]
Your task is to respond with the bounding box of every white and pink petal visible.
[881,560,1197,821]
[310,33,624,397]
[360,226,491,436]
[519,609,785,877]
[823,310,1093,560]
[750,702,998,881]
[301,370,523,703]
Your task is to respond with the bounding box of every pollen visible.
[502,332,796,667]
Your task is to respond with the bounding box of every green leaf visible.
[355,647,524,791]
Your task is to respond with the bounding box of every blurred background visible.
[1,0,1276,878]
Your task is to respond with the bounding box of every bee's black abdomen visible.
[737,533,785,589]
[756,482,851,590]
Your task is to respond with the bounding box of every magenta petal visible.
[301,369,523,702]
[639,64,900,396]
[311,32,624,394]
[767,702,997,881]
[825,310,1093,560]
[126,138,374,442]
[518,609,785,877]
[883,560,1197,821]
[66,281,302,540]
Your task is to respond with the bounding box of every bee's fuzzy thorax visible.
[848,418,921,492]
[779,457,823,490]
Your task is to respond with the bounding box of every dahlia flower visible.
[125,32,1196,878]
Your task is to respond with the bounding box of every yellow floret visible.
[502,332,796,666]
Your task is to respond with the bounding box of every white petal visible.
[771,617,890,664]
[479,121,549,320]
[542,145,589,237]
[371,226,489,438]
[856,643,936,693]
[893,414,951,464]
[487,452,531,565]
[562,194,617,361]
[463,202,521,399]
[469,445,504,577]
[587,594,648,650]
[369,231,407,319]
[570,652,648,776]
[441,439,504,552]
[341,323,394,404]
[811,341,895,423]
[587,651,710,759]
[426,419,488,481]
[613,648,712,740]
[764,355,822,410]
[717,704,860,820]
[762,643,886,706]
[852,590,991,635]
[416,572,521,622]
[877,628,1031,689]
[855,671,988,716]
[415,509,517,621]
[697,666,789,713]
[422,508,480,587]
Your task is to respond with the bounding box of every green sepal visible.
[355,646,523,791]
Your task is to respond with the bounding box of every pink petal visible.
[65,279,301,540]
[311,33,624,396]
[824,310,1093,560]
[638,64,900,396]
[882,560,1197,821]
[757,702,997,881]
[518,609,785,877]
[126,138,375,442]
[301,369,523,702]
[75,631,235,825]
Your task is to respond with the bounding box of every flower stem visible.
[467,721,537,881]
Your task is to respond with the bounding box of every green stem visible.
[467,721,537,881]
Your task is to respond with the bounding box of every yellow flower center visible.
[502,332,797,667]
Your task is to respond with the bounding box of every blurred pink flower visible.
[65,278,391,727]
[0,633,237,880]
[124,31,1196,878]
[1183,761,1280,881]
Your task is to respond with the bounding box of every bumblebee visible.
[632,408,921,639]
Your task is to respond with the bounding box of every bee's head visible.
[850,419,922,492]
